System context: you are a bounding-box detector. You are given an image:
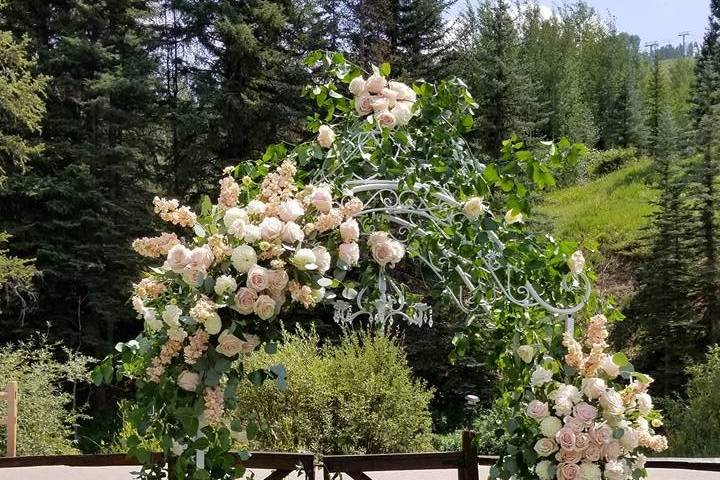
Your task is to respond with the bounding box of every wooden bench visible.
[0,381,18,457]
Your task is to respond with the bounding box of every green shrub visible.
[0,338,92,455]
[586,147,639,176]
[664,345,720,456]
[235,328,434,454]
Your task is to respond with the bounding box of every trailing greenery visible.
[0,339,92,455]
[235,328,434,454]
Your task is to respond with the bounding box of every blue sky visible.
[450,1,711,51]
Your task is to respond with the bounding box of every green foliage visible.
[235,328,434,454]
[538,159,657,256]
[585,147,641,176]
[0,338,92,455]
[665,346,720,456]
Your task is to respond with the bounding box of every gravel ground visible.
[1,466,719,480]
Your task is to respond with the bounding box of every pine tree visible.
[689,0,720,344]
[647,51,666,156]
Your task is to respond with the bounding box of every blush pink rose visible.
[189,246,214,270]
[584,444,601,462]
[573,402,598,423]
[166,244,191,272]
[564,416,586,433]
[246,265,269,291]
[338,242,360,266]
[278,199,304,222]
[555,448,582,464]
[526,400,549,421]
[259,216,283,241]
[556,462,581,480]
[311,187,333,213]
[177,370,200,392]
[234,287,258,314]
[574,433,591,450]
[339,218,360,243]
[601,441,622,461]
[355,94,374,116]
[375,111,397,128]
[281,221,304,244]
[268,269,289,293]
[555,427,577,450]
[533,438,558,457]
[589,424,613,445]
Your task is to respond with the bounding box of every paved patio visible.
[1,466,719,479]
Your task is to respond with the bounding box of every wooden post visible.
[1,381,18,458]
[461,430,478,480]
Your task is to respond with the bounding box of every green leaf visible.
[612,352,629,367]
[379,62,391,76]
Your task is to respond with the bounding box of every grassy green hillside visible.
[538,159,658,256]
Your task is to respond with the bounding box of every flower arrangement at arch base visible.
[492,313,668,480]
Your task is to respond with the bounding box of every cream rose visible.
[375,111,397,128]
[278,199,305,222]
[247,199,267,216]
[599,389,625,416]
[254,294,276,320]
[526,400,549,421]
[463,197,488,221]
[223,207,248,228]
[567,250,586,274]
[268,269,289,292]
[517,344,535,363]
[189,246,214,270]
[282,221,305,244]
[338,242,360,266]
[166,244,191,272]
[534,438,558,457]
[391,101,413,126]
[243,224,261,243]
[355,94,374,116]
[371,237,404,267]
[317,124,335,148]
[340,218,360,243]
[259,216,283,241]
[371,95,390,112]
[216,330,245,357]
[204,312,222,335]
[557,463,581,480]
[234,287,258,314]
[599,355,620,379]
[581,377,607,400]
[636,392,653,414]
[311,187,333,213]
[231,244,257,273]
[366,72,387,94]
[162,304,182,327]
[349,76,366,96]
[214,274,237,296]
[388,81,416,101]
[292,248,317,270]
[540,416,563,437]
[619,427,639,450]
[313,246,332,273]
[246,264,269,291]
[177,370,200,392]
[531,366,553,386]
[536,460,553,480]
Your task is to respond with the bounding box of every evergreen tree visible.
[646,51,665,156]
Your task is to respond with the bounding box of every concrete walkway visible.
[1,466,719,479]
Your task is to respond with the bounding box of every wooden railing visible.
[0,381,18,458]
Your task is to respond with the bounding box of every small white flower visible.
[463,197,489,221]
[531,366,553,386]
[231,245,257,273]
[214,274,238,296]
[567,250,586,274]
[517,345,535,363]
[247,200,267,216]
[292,248,317,270]
[162,304,182,327]
[317,125,336,148]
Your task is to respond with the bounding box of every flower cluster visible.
[349,68,416,128]
[130,159,408,424]
[521,314,667,480]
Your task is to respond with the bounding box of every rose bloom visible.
[188,246,214,270]
[259,216,283,241]
[166,244,191,272]
[573,403,598,423]
[355,94,374,116]
[340,218,360,243]
[181,265,206,286]
[619,427,639,450]
[555,426,577,450]
[144,308,162,331]
[366,72,387,94]
[375,111,397,128]
[557,462,581,480]
[581,377,607,400]
[246,264,269,291]
[227,218,245,238]
[349,76,366,96]
[244,224,262,243]
[247,199,267,216]
[388,81,416,102]
[312,246,332,273]
[564,416,587,433]
[534,438,559,457]
[231,244,257,273]
[278,199,305,222]
[540,416,563,438]
[254,294,276,320]
[531,366,553,386]
[282,221,305,244]
[589,424,613,445]
[636,392,653,414]
[517,344,535,363]
[223,207,248,228]
[311,187,333,213]
[203,312,221,335]
[162,304,182,327]
[216,330,246,357]
[370,96,390,112]
[599,355,620,379]
[381,87,399,106]
[579,462,601,480]
[463,196,488,221]
[584,444,601,462]
[132,296,144,314]
[574,433,591,450]
[603,459,627,480]
[338,242,360,266]
[556,447,582,464]
[293,248,317,270]
[317,124,335,148]
[526,400,549,421]
[601,441,622,461]
[391,101,413,126]
[371,237,404,266]
[268,269,289,293]
[567,250,586,274]
[177,370,200,392]
[535,460,553,480]
[234,287,258,314]
[599,389,625,416]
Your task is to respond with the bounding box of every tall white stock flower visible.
[231,244,257,273]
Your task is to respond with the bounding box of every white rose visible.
[381,87,398,107]
[540,416,563,437]
[214,274,237,296]
[243,224,261,243]
[371,237,404,267]
[463,196,489,220]
[636,392,653,414]
[259,216,283,241]
[162,304,182,327]
[349,76,366,96]
[534,437,558,457]
[278,199,304,222]
[371,95,390,112]
[234,287,258,314]
[223,207,248,228]
[132,296,144,314]
[603,460,626,480]
[526,400,549,421]
[581,377,607,400]
[204,312,222,335]
[311,187,333,213]
[391,101,413,126]
[366,72,387,94]
[567,250,586,274]
[166,244,191,272]
[339,218,360,243]
[189,246,214,270]
[338,241,360,266]
[247,199,267,216]
[246,264,269,291]
[177,370,200,392]
[536,460,552,480]
[317,125,336,148]
[181,265,206,286]
[292,248,317,270]
[228,219,246,238]
[143,308,162,331]
[375,111,397,128]
[388,81,416,101]
[517,345,535,363]
[254,294,276,320]
[620,427,639,450]
[216,330,245,357]
[282,221,305,244]
[599,389,625,416]
[531,366,553,386]
[505,209,524,224]
[231,245,257,273]
[599,355,620,379]
[313,246,332,273]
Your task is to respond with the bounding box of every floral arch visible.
[96,52,667,480]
